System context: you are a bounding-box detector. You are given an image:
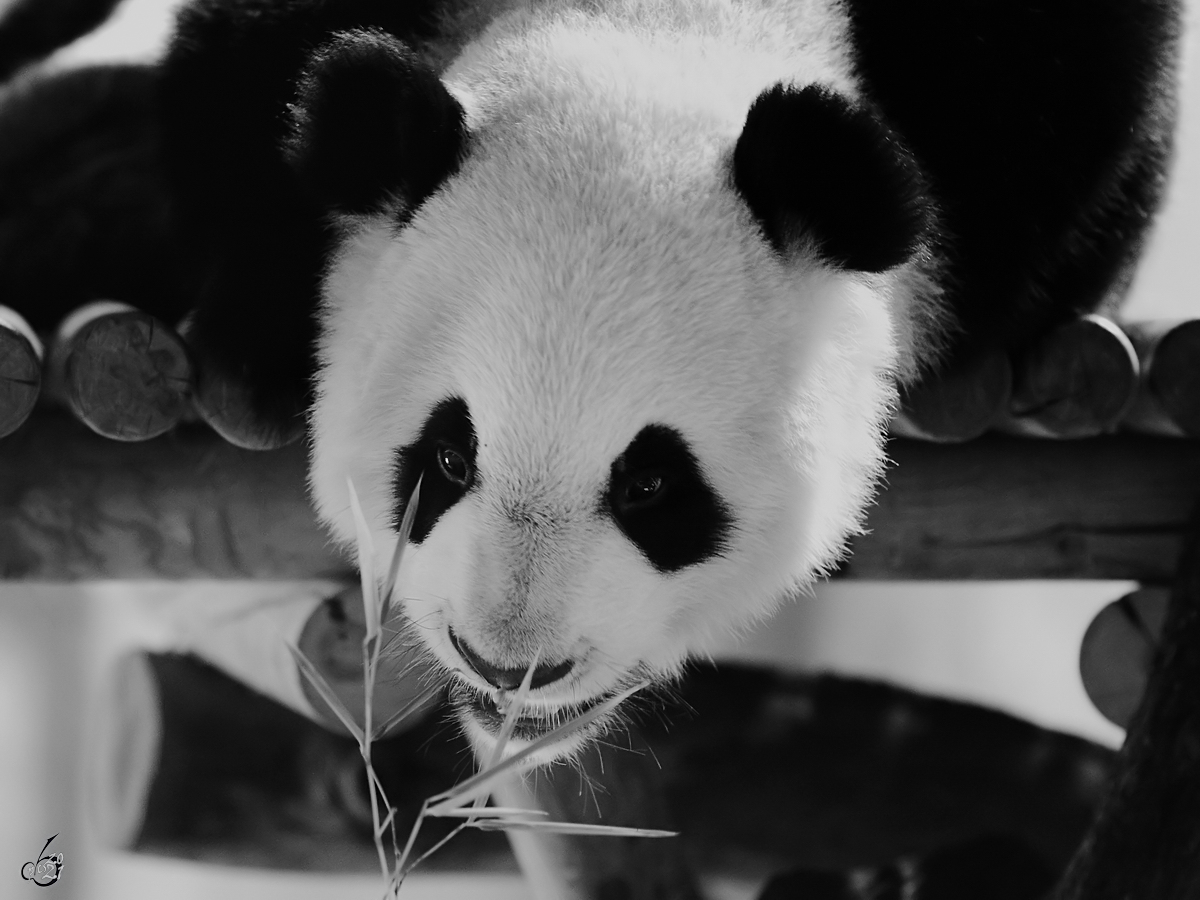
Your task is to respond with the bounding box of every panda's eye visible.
[436,444,471,486]
[623,473,664,506]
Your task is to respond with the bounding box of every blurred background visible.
[3,0,1199,897]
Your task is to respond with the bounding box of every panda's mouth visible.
[450,680,613,745]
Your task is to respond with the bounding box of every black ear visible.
[285,29,467,217]
[732,84,934,273]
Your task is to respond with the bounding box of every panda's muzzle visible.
[453,678,614,746]
[448,627,575,690]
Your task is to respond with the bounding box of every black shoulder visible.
[843,0,1182,351]
[156,0,473,442]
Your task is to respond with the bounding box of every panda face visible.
[310,144,902,759]
[377,390,745,754]
[306,9,924,760]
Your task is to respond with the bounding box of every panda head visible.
[295,26,936,761]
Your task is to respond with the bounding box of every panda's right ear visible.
[285,29,467,219]
[732,84,933,273]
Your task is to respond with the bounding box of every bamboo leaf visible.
[372,684,444,741]
[469,819,677,838]
[380,474,422,627]
[428,806,548,819]
[486,649,540,772]
[376,805,397,838]
[425,682,648,816]
[346,476,380,642]
[288,643,365,745]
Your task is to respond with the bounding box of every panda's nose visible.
[448,628,575,690]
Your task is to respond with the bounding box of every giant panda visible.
[0,0,1183,767]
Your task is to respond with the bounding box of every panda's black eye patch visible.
[605,425,733,572]
[392,397,476,542]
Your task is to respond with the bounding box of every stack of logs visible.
[0,301,277,449]
[3,302,1199,447]
[890,314,1200,442]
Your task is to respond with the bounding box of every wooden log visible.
[0,305,42,438]
[0,410,347,579]
[1052,507,1200,900]
[1002,315,1139,439]
[840,434,1200,582]
[1121,320,1200,438]
[297,587,448,735]
[190,371,305,451]
[89,650,505,870]
[181,314,305,451]
[890,347,1011,443]
[4,412,1200,581]
[1079,587,1169,728]
[47,300,192,441]
[92,654,1108,887]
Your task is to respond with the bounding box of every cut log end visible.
[1005,315,1139,439]
[1079,587,1169,728]
[1145,321,1200,438]
[191,372,305,450]
[62,310,192,442]
[0,318,42,438]
[892,349,1011,443]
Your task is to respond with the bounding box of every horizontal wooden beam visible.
[842,435,1200,582]
[0,411,345,579]
[2,411,1198,581]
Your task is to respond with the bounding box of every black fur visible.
[842,0,1182,353]
[0,0,123,81]
[605,424,734,572]
[732,83,934,273]
[391,396,477,544]
[0,64,192,331]
[158,0,468,437]
[285,29,467,217]
[0,0,1178,429]
[758,835,1056,900]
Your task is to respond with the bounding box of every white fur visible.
[310,0,935,757]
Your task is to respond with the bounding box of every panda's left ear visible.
[285,29,467,218]
[732,84,934,273]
